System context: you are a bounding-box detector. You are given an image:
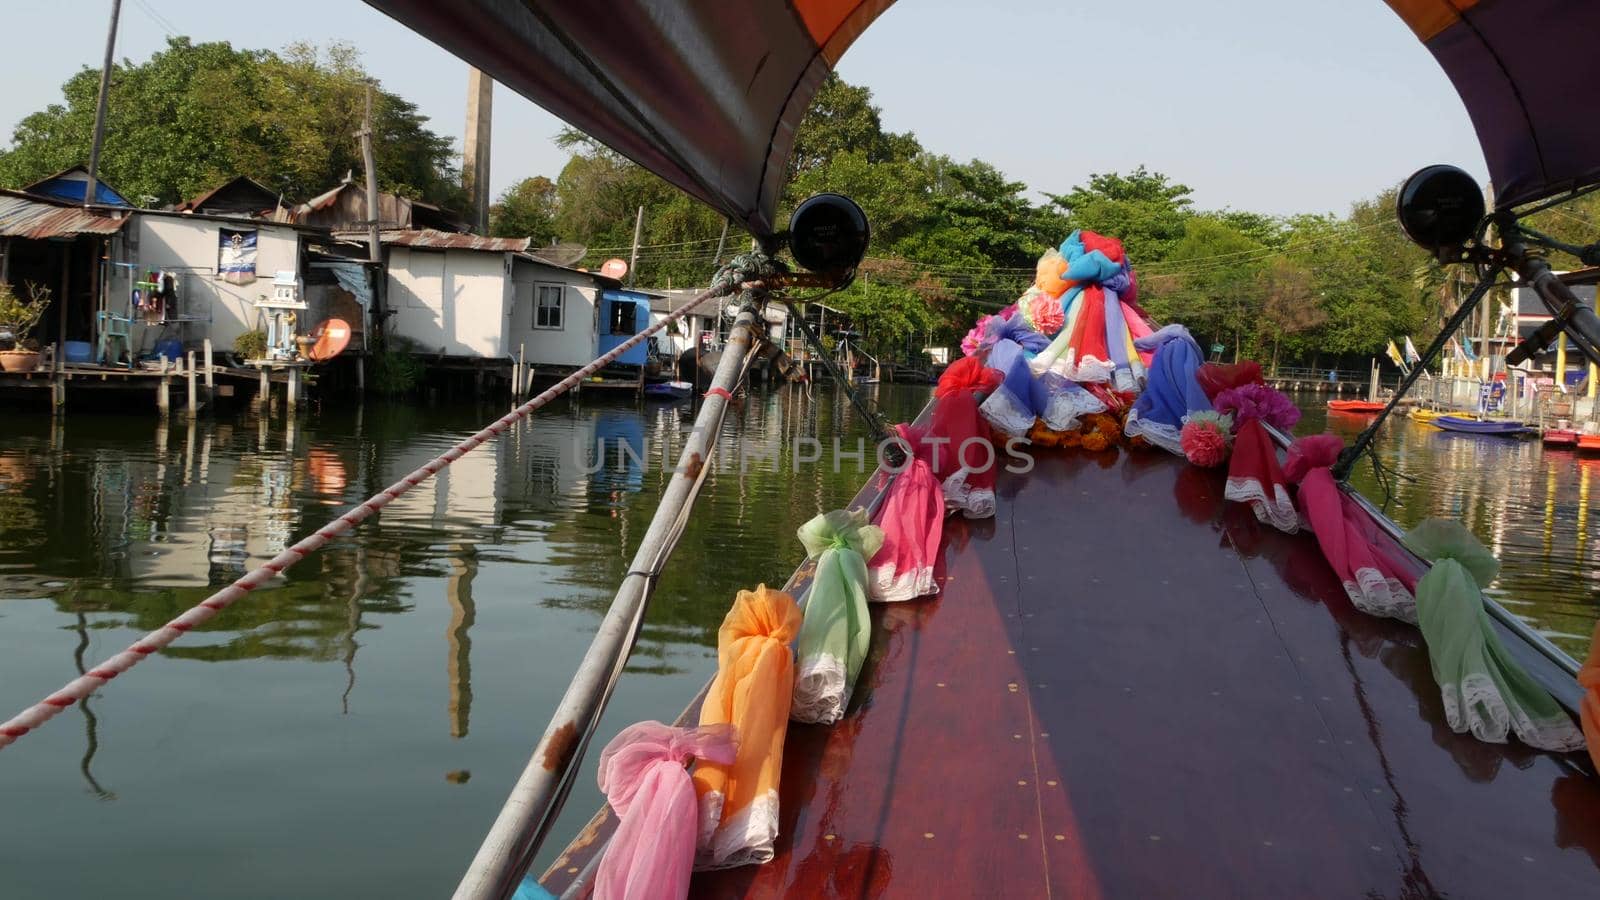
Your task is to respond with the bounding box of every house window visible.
[535,284,564,329]
[608,299,636,335]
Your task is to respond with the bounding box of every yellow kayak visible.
[1407,408,1446,422]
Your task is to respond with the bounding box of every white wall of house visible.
[386,247,512,358]
[506,257,600,368]
[132,214,303,353]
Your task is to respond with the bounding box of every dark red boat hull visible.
[543,450,1599,898]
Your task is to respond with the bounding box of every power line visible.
[131,0,180,37]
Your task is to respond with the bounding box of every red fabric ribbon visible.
[1196,361,1263,402]
[1284,435,1417,620]
[1224,418,1297,533]
[935,356,1001,399]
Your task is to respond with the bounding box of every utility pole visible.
[359,85,387,341]
[712,218,730,267]
[84,0,123,208]
[463,69,493,234]
[627,205,644,287]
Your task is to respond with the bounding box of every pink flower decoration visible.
[961,315,995,357]
[1181,416,1231,468]
[1215,383,1301,433]
[1027,292,1065,337]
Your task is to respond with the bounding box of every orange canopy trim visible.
[1384,0,1480,41]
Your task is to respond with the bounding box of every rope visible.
[1332,268,1503,482]
[0,278,747,750]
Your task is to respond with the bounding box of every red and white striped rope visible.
[0,283,736,750]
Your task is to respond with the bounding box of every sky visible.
[0,0,1488,217]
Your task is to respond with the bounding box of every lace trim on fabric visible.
[791,653,848,725]
[1124,409,1184,456]
[869,562,937,603]
[1067,355,1115,384]
[1224,476,1300,534]
[1341,567,1416,624]
[1440,673,1586,752]
[1112,367,1139,394]
[696,789,780,870]
[1041,388,1106,433]
[978,386,1037,438]
[944,468,995,520]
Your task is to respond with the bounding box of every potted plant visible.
[233,329,268,362]
[0,282,49,373]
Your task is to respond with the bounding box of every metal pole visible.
[453,306,763,900]
[84,0,122,208]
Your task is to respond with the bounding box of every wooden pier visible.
[0,340,301,415]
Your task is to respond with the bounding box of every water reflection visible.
[0,386,933,898]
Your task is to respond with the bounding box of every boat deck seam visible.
[1009,500,1055,900]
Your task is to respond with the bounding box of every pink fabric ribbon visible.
[1224,418,1298,533]
[596,722,737,900]
[1283,435,1417,621]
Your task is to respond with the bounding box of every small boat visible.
[1432,416,1534,436]
[1407,407,1444,423]
[1326,399,1386,413]
[642,380,694,400]
[1543,428,1580,447]
[1578,434,1600,454]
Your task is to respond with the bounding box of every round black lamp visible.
[788,193,870,274]
[1396,164,1485,254]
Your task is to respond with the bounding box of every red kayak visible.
[1544,429,1579,447]
[1327,399,1386,413]
[1578,434,1600,454]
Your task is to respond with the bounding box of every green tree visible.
[1046,166,1194,263]
[490,176,558,240]
[0,38,463,209]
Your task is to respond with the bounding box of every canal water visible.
[0,385,1595,898]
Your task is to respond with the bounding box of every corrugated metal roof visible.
[344,227,530,252]
[0,191,130,239]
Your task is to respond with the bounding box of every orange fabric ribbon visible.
[692,584,803,869]
[1580,622,1600,772]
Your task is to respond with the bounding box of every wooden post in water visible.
[258,366,270,412]
[157,357,170,415]
[185,351,197,417]
[1368,359,1379,402]
[287,365,300,414]
[516,343,525,398]
[203,339,214,387]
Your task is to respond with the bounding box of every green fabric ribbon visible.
[1407,518,1584,752]
[791,509,884,725]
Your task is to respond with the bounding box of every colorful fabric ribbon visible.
[1027,231,1153,388]
[793,510,884,724]
[935,356,1001,399]
[1196,360,1263,401]
[1283,435,1416,621]
[1224,418,1298,533]
[595,722,737,900]
[869,424,944,601]
[693,585,802,869]
[1406,519,1584,751]
[1125,325,1211,455]
[928,390,999,518]
[1579,622,1600,771]
[978,338,1104,438]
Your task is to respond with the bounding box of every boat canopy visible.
[362,0,1600,229]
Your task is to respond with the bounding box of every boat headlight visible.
[788,193,870,275]
[1396,164,1485,256]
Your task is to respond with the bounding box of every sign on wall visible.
[219,229,258,284]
